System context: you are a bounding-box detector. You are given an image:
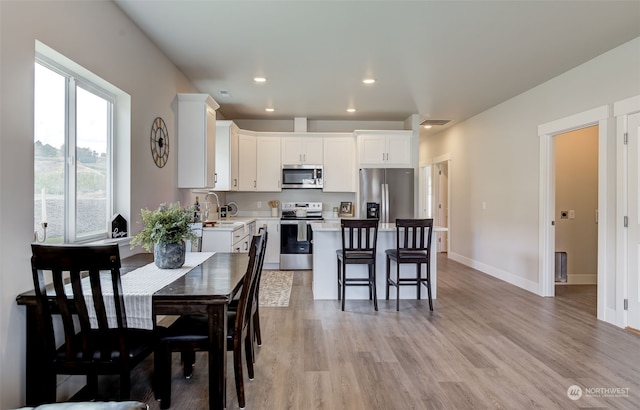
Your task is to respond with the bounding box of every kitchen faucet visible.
[206,191,221,212]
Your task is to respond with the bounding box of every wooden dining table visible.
[16,251,248,409]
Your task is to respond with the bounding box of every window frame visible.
[35,56,116,243]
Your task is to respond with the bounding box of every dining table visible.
[16,250,249,409]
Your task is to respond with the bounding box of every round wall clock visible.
[150,117,169,168]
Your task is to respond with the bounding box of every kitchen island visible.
[311,221,447,301]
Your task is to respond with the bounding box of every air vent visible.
[420,119,451,126]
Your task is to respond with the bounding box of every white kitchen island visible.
[311,221,447,301]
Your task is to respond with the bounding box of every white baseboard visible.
[567,274,597,285]
[448,252,541,295]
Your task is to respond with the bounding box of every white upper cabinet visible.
[237,134,281,192]
[356,130,412,167]
[281,136,323,165]
[238,134,257,191]
[177,93,220,188]
[213,120,239,191]
[323,135,356,192]
[256,137,281,191]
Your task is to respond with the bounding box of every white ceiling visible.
[113,0,640,131]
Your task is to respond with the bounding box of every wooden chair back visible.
[30,243,128,361]
[340,219,379,257]
[395,219,434,260]
[234,231,265,342]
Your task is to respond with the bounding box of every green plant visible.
[130,202,196,252]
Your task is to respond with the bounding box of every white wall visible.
[0,1,198,407]
[420,37,640,297]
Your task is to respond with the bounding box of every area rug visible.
[259,270,294,307]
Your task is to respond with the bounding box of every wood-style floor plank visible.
[115,254,640,409]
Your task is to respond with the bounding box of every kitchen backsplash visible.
[183,190,355,218]
[226,191,355,214]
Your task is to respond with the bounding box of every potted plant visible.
[130,202,196,268]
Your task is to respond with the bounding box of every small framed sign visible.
[111,214,128,239]
[338,202,353,217]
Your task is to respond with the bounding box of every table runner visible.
[65,252,214,330]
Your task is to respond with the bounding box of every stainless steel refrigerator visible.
[359,168,414,223]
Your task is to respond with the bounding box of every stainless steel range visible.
[280,202,323,270]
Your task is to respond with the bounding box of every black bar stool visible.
[336,219,379,311]
[385,219,434,311]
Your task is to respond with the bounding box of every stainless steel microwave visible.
[282,165,323,189]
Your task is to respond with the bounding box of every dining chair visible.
[29,244,157,403]
[336,219,379,311]
[154,231,265,409]
[236,226,268,362]
[189,225,268,374]
[385,218,434,311]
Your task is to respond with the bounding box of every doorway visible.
[434,161,449,252]
[420,154,451,255]
[538,105,609,322]
[554,126,598,315]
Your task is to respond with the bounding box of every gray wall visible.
[420,36,640,319]
[0,1,198,407]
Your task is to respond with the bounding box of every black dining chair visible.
[385,218,434,311]
[243,227,268,358]
[226,226,268,369]
[29,244,157,403]
[336,219,379,311]
[154,231,265,409]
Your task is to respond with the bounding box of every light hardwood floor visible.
[123,255,639,409]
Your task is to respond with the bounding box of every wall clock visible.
[150,117,169,168]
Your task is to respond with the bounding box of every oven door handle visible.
[280,220,300,225]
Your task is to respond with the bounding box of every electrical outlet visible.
[257,201,262,208]
[569,210,575,219]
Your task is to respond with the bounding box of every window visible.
[34,59,114,243]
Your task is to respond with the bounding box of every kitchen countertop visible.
[311,221,448,232]
[202,216,256,231]
[201,215,281,231]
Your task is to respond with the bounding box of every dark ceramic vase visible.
[154,241,186,269]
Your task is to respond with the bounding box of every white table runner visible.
[65,252,214,330]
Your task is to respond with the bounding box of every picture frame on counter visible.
[339,202,353,217]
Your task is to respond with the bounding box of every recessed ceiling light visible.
[254,77,267,83]
[362,78,376,84]
[347,108,356,113]
[265,107,275,112]
[423,125,433,129]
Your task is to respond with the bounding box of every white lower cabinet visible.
[202,224,250,253]
[256,219,280,264]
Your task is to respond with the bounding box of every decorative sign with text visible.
[111,214,128,239]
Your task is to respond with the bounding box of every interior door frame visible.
[614,95,640,328]
[538,106,609,321]
[432,154,451,254]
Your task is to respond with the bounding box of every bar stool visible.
[336,219,379,311]
[385,219,434,311]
